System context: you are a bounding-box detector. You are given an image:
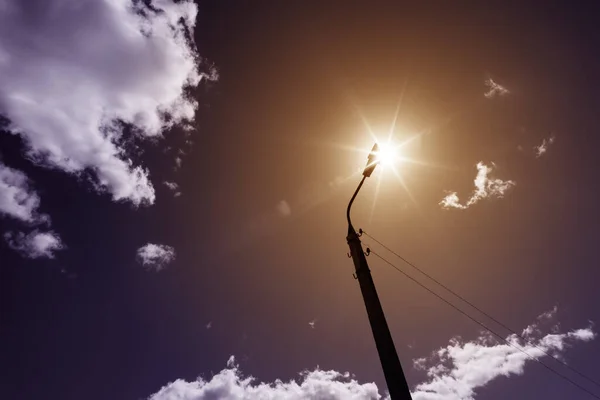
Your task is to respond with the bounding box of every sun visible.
[374,141,400,167]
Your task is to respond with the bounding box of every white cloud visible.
[484,78,509,98]
[136,243,175,271]
[439,192,465,210]
[535,136,555,158]
[4,230,65,259]
[0,162,65,258]
[147,311,595,400]
[413,357,429,371]
[411,310,595,400]
[277,200,291,217]
[309,319,316,329]
[148,357,381,400]
[0,0,215,206]
[440,162,515,210]
[0,161,45,223]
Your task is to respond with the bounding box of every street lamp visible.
[346,143,412,399]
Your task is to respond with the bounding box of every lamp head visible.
[363,143,380,177]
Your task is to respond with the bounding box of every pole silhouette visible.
[346,144,412,399]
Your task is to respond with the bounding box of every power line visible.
[361,229,600,390]
[367,248,600,400]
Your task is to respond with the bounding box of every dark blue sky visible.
[2,2,600,399]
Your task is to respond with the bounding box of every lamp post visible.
[346,143,412,399]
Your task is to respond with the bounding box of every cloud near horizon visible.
[0,0,215,206]
[149,357,381,400]
[411,307,595,399]
[136,243,176,271]
[147,309,595,400]
[440,162,515,210]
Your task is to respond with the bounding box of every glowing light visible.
[374,141,401,167]
[307,91,451,224]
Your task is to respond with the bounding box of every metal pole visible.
[347,176,412,400]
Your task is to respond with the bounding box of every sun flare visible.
[374,141,401,167]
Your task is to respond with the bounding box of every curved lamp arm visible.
[346,176,366,234]
[347,143,379,234]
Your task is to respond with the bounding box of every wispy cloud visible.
[411,308,595,400]
[206,321,212,330]
[4,230,65,259]
[309,319,316,329]
[147,310,594,400]
[0,162,45,223]
[163,181,181,197]
[440,162,515,210]
[0,0,215,206]
[276,200,291,217]
[484,78,510,98]
[163,181,178,191]
[174,156,184,171]
[136,243,176,271]
[0,161,65,258]
[535,136,555,158]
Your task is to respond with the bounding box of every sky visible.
[2,1,600,399]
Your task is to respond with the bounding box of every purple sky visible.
[2,1,600,399]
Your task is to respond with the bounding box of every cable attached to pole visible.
[361,229,600,391]
[367,248,600,400]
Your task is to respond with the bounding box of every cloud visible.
[309,319,316,329]
[484,78,509,98]
[206,321,212,330]
[0,162,65,259]
[440,162,515,210]
[522,305,558,337]
[4,230,65,259]
[413,357,428,371]
[439,192,465,210]
[0,0,215,206]
[163,181,181,197]
[174,156,184,171]
[163,181,178,191]
[148,356,381,400]
[535,136,555,158]
[411,309,595,400]
[136,243,175,271]
[147,311,595,400]
[276,200,291,217]
[0,161,45,223]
